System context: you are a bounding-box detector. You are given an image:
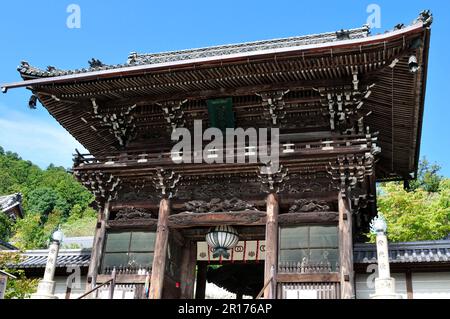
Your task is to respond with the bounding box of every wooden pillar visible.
[264,193,279,299]
[406,271,413,299]
[86,202,109,293]
[338,192,355,299]
[180,240,197,299]
[195,262,207,299]
[149,198,171,299]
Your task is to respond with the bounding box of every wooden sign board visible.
[197,241,265,262]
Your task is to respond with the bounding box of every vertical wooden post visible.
[264,193,279,299]
[149,198,171,299]
[86,202,109,294]
[338,192,355,299]
[180,241,197,299]
[406,271,413,299]
[195,262,207,299]
[109,267,116,299]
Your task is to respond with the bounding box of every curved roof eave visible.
[1,22,425,93]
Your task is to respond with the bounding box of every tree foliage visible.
[375,158,450,242]
[0,251,39,299]
[0,146,96,249]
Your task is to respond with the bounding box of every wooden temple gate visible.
[1,11,431,299]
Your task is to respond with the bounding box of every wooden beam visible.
[85,203,109,294]
[195,262,207,299]
[97,274,147,284]
[264,193,279,299]
[276,273,340,283]
[149,198,171,299]
[338,192,355,299]
[169,211,338,228]
[107,218,158,230]
[278,212,339,225]
[168,211,267,228]
[179,241,197,299]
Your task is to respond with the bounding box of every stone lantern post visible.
[31,228,64,299]
[369,215,402,299]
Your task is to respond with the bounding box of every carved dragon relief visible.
[183,197,258,214]
[288,199,331,213]
[111,207,156,220]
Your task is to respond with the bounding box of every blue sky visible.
[0,0,449,176]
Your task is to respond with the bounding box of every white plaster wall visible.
[355,273,407,299]
[412,272,450,299]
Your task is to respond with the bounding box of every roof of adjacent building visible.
[354,240,450,264]
[6,249,91,269]
[0,239,18,250]
[0,193,23,219]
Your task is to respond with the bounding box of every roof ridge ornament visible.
[88,58,104,68]
[415,10,433,28]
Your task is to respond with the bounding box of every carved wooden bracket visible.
[74,170,121,206]
[327,153,376,196]
[317,71,375,135]
[152,168,181,199]
[90,98,137,148]
[256,90,289,126]
[159,99,188,133]
[257,164,289,194]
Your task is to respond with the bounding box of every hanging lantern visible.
[206,225,239,258]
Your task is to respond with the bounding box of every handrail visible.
[77,279,113,299]
[78,268,117,299]
[256,276,273,299]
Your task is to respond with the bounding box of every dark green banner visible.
[207,97,235,132]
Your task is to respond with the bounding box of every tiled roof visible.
[17,26,370,78]
[0,239,18,250]
[354,240,450,264]
[0,193,22,212]
[6,249,91,269]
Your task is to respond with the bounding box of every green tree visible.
[0,213,13,241]
[0,251,39,299]
[375,180,450,242]
[409,157,443,193]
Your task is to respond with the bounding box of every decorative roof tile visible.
[17,26,370,79]
[354,240,450,264]
[6,249,91,269]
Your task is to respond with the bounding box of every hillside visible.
[0,146,96,249]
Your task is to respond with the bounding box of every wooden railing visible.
[78,268,116,299]
[73,133,378,167]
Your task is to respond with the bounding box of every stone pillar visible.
[264,193,279,299]
[31,240,60,299]
[370,215,402,299]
